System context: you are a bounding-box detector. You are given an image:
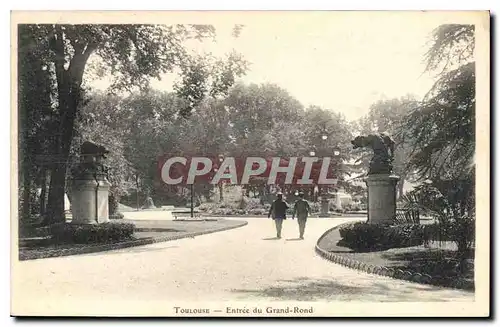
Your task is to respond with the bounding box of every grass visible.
[18,219,247,260]
[318,227,474,291]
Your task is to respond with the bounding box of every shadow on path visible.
[231,276,467,302]
[286,238,303,241]
[262,237,281,241]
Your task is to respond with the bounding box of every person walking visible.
[268,191,289,239]
[292,191,311,239]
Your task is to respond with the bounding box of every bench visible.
[172,210,200,220]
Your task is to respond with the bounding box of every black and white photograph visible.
[10,10,490,317]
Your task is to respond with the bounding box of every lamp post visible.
[190,183,194,218]
[321,134,328,195]
[318,133,331,217]
[332,146,342,211]
[218,154,224,202]
[309,150,316,201]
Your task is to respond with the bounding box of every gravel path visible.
[12,217,475,316]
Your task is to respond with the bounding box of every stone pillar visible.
[319,195,331,217]
[334,192,343,210]
[71,178,111,224]
[70,155,112,226]
[365,174,399,224]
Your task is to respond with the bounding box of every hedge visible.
[338,222,425,252]
[51,221,135,244]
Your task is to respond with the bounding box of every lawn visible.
[18,218,247,261]
[318,227,474,291]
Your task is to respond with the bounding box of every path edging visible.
[19,220,248,261]
[315,223,472,291]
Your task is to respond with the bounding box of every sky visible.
[90,12,470,122]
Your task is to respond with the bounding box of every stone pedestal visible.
[71,178,111,224]
[334,192,343,210]
[365,174,399,224]
[319,195,331,217]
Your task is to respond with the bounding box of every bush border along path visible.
[315,223,472,291]
[19,220,248,261]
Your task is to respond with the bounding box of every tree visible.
[18,24,227,224]
[18,25,58,221]
[302,106,353,160]
[223,83,304,155]
[399,24,475,217]
[400,24,475,184]
[174,51,248,118]
[75,91,137,215]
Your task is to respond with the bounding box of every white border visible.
[2,1,497,326]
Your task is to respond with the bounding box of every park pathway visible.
[12,217,475,316]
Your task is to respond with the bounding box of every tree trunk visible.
[219,184,224,202]
[45,163,67,224]
[43,95,79,225]
[21,167,32,221]
[136,174,140,210]
[39,169,48,216]
[44,29,96,225]
[109,192,119,216]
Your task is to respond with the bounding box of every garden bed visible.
[18,218,247,261]
[317,226,474,291]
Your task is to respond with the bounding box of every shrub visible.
[244,197,262,211]
[400,184,475,254]
[423,215,475,256]
[383,224,425,248]
[309,202,320,213]
[197,203,215,212]
[338,222,387,251]
[110,212,124,220]
[394,209,420,224]
[249,208,267,216]
[51,222,135,244]
[338,222,425,251]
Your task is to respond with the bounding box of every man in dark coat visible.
[268,191,289,239]
[292,191,311,239]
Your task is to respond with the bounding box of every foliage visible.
[393,209,420,225]
[309,201,321,213]
[422,216,475,254]
[50,222,135,244]
[87,82,356,206]
[18,23,233,225]
[18,25,58,220]
[75,91,136,208]
[400,183,475,256]
[338,222,425,251]
[399,24,475,184]
[400,63,475,181]
[175,52,248,118]
[425,24,474,74]
[393,24,476,257]
[110,212,125,220]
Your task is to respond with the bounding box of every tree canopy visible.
[18,23,247,223]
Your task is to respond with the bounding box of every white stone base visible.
[71,179,111,224]
[365,174,399,224]
[319,197,331,217]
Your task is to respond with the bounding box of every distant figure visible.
[292,192,311,239]
[142,196,155,209]
[268,192,289,239]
